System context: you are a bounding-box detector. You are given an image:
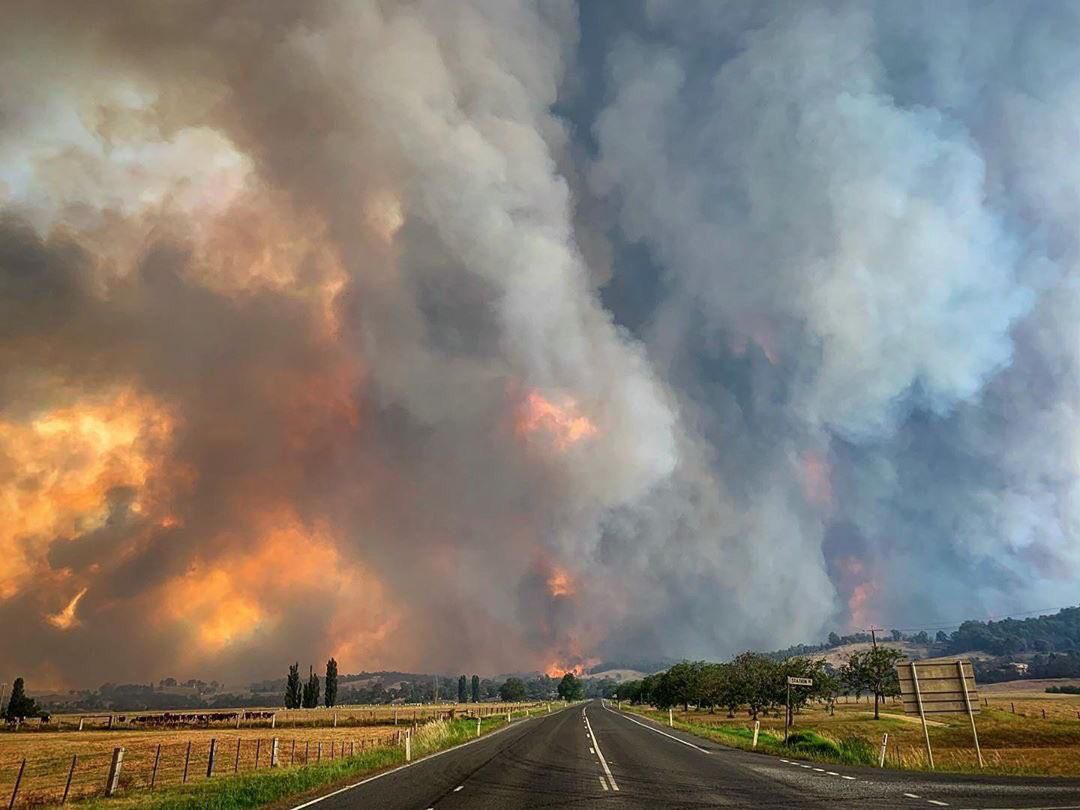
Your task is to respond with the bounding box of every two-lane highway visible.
[295,700,1080,809]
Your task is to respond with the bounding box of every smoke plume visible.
[0,0,1076,686]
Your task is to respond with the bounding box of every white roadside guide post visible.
[668,708,673,727]
[405,729,411,762]
[896,658,982,770]
[878,733,888,767]
[752,720,760,748]
[784,677,814,744]
[476,716,481,738]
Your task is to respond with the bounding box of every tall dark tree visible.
[285,663,303,709]
[457,675,467,703]
[303,665,321,709]
[471,674,480,703]
[325,658,338,708]
[4,678,39,720]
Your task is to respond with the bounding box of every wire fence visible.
[0,728,401,807]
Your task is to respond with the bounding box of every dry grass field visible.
[647,689,1080,776]
[0,702,544,807]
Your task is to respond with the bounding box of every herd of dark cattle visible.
[125,710,277,727]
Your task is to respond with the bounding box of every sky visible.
[0,0,1077,689]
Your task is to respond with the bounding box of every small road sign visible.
[786,677,813,686]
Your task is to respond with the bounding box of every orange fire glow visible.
[836,556,877,630]
[799,451,833,509]
[0,390,174,600]
[545,656,601,679]
[516,391,598,450]
[46,587,89,630]
[547,566,574,598]
[157,510,398,663]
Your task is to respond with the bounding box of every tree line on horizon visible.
[614,647,905,720]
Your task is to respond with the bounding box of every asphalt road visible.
[294,700,1080,809]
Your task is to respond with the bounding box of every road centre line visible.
[584,708,620,791]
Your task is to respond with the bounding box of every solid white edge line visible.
[599,775,609,791]
[584,708,620,791]
[287,703,574,809]
[604,705,710,753]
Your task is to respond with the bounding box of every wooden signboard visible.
[895,658,982,769]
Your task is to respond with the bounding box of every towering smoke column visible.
[0,1,1077,686]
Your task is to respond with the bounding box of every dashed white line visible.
[599,775,609,791]
[584,708,620,792]
[453,785,463,792]
[826,771,839,776]
[927,802,949,807]
[841,775,856,780]
[904,794,921,799]
[812,767,825,772]
[589,747,595,754]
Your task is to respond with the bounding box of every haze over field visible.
[1,0,1077,688]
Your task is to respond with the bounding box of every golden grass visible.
[662,691,1080,776]
[0,702,544,806]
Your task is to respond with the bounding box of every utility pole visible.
[0,682,7,716]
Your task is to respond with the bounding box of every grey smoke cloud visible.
[0,0,1075,687]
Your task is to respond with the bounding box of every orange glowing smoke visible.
[46,587,88,630]
[157,510,398,665]
[799,451,833,509]
[516,391,598,450]
[0,390,173,600]
[547,566,574,598]
[836,556,877,630]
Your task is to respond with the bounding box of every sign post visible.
[896,659,981,771]
[785,677,813,743]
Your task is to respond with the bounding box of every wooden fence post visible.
[182,741,192,783]
[291,738,296,764]
[150,745,161,789]
[304,741,310,764]
[207,739,217,778]
[317,741,322,763]
[61,754,77,804]
[8,758,26,809]
[234,738,241,773]
[255,739,262,769]
[105,747,124,797]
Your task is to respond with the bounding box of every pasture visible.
[0,702,545,807]
[627,688,1080,776]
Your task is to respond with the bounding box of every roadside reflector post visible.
[878,733,888,767]
[506,710,511,724]
[334,712,338,728]
[316,741,321,763]
[207,738,217,777]
[271,738,280,767]
[476,717,481,738]
[405,730,412,762]
[105,747,124,796]
[78,717,84,731]
[752,721,760,748]
[271,713,276,729]
[668,708,673,727]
